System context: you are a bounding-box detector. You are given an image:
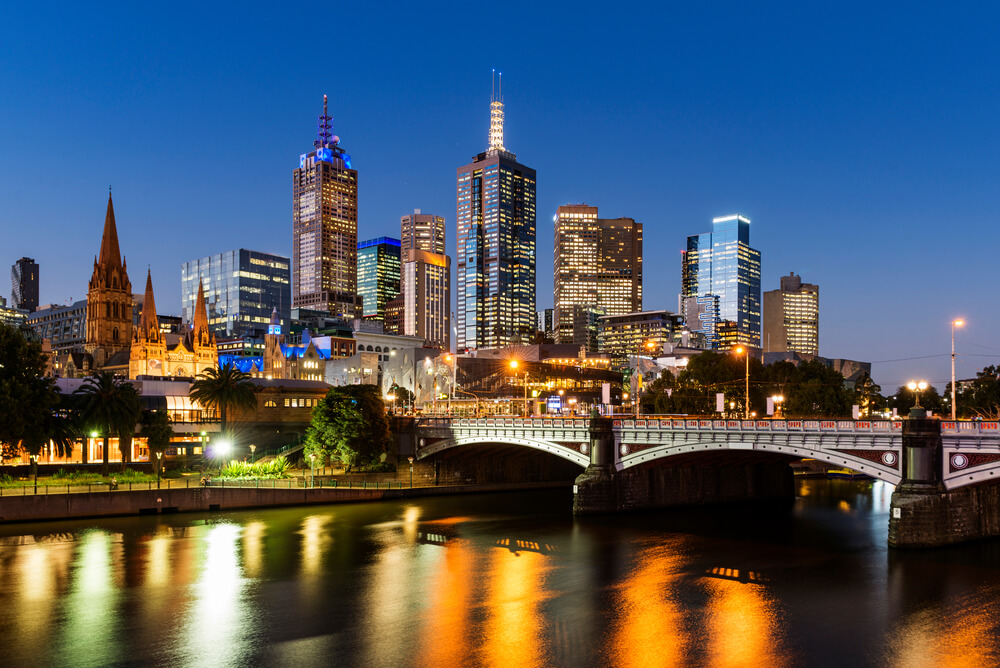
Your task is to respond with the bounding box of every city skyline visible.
[4,4,1000,389]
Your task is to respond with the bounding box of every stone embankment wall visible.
[889,483,1000,547]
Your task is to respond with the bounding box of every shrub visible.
[218,456,291,479]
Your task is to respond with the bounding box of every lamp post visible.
[249,444,256,463]
[29,453,38,494]
[907,380,928,417]
[951,319,964,421]
[771,395,784,419]
[408,456,414,488]
[310,452,316,488]
[155,451,163,488]
[733,346,750,419]
[387,393,396,416]
[444,354,457,414]
[509,360,528,417]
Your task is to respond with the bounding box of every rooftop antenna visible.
[315,94,333,148]
[488,70,505,152]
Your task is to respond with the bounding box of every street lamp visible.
[155,450,163,489]
[771,395,784,419]
[951,319,964,421]
[29,453,38,494]
[386,393,396,415]
[444,354,458,414]
[509,360,528,417]
[249,444,256,463]
[408,456,414,488]
[733,346,750,419]
[907,380,929,417]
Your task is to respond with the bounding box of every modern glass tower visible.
[292,95,361,318]
[181,249,290,340]
[11,257,39,312]
[357,237,401,321]
[456,74,536,350]
[681,214,761,350]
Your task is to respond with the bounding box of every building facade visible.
[401,209,446,255]
[11,257,38,312]
[292,95,361,318]
[456,78,536,350]
[181,249,290,343]
[553,204,642,349]
[762,272,819,355]
[357,237,401,321]
[401,249,451,350]
[598,310,685,364]
[681,214,761,350]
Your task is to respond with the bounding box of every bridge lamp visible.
[771,395,784,418]
[951,319,964,421]
[907,380,929,414]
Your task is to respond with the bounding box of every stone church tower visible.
[263,307,286,379]
[129,269,166,378]
[86,193,133,367]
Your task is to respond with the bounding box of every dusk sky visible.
[3,2,1000,390]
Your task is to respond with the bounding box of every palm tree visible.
[189,363,257,439]
[74,372,142,476]
[21,397,79,490]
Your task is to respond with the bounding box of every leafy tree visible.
[953,365,1000,419]
[780,360,853,418]
[0,323,61,460]
[387,383,414,411]
[853,372,884,417]
[20,393,79,483]
[189,363,257,436]
[75,371,142,475]
[305,385,390,471]
[140,410,173,478]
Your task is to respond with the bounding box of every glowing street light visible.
[509,360,528,417]
[907,380,929,416]
[733,346,750,419]
[771,394,785,418]
[951,319,964,421]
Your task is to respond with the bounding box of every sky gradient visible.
[3,1,1000,391]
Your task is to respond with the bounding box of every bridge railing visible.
[416,417,590,429]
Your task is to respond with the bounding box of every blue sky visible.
[3,1,1000,390]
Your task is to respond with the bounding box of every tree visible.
[189,363,257,437]
[388,383,414,411]
[75,372,142,475]
[781,360,853,418]
[140,410,173,479]
[0,323,61,461]
[305,385,391,471]
[954,366,1000,419]
[20,393,79,485]
[888,383,944,416]
[853,372,884,417]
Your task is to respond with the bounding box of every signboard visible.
[547,396,562,412]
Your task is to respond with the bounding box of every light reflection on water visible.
[0,481,999,666]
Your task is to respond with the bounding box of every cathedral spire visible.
[98,192,123,271]
[188,278,213,348]
[138,269,160,341]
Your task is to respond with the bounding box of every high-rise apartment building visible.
[181,249,290,340]
[456,75,536,350]
[401,249,451,350]
[681,214,761,350]
[553,204,642,349]
[11,257,39,312]
[292,95,361,318]
[401,210,445,255]
[357,237,401,321]
[763,272,819,355]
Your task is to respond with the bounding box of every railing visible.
[0,477,422,496]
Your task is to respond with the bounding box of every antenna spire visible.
[488,71,505,152]
[315,94,333,148]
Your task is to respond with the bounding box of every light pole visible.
[30,453,38,494]
[387,392,396,416]
[509,360,528,416]
[907,380,928,417]
[310,452,316,488]
[155,451,163,488]
[733,346,750,419]
[249,444,256,463]
[771,395,784,419]
[635,340,656,418]
[444,354,457,414]
[408,456,414,488]
[951,319,964,421]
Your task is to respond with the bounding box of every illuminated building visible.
[292,95,361,318]
[598,310,684,365]
[681,214,761,350]
[763,272,819,355]
[553,204,642,349]
[0,299,28,328]
[401,209,446,255]
[384,294,404,335]
[456,73,536,350]
[180,249,290,351]
[11,257,38,312]
[401,249,451,350]
[357,237,401,321]
[85,193,133,368]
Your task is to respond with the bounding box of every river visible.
[1,479,999,667]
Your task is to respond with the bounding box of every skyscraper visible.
[456,74,536,350]
[11,257,38,312]
[181,249,291,340]
[401,209,446,255]
[357,237,401,321]
[553,204,642,349]
[763,272,819,355]
[681,214,761,350]
[292,95,361,318]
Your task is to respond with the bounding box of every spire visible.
[98,192,123,271]
[315,94,333,148]
[193,279,209,337]
[488,70,505,152]
[139,269,159,341]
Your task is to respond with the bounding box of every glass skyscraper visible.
[357,237,401,321]
[456,76,536,350]
[11,257,39,312]
[681,214,761,350]
[181,249,290,340]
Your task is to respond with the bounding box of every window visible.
[264,399,277,407]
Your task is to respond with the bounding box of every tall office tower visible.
[553,204,642,349]
[763,272,819,355]
[401,249,451,350]
[86,193,133,363]
[11,257,39,312]
[681,214,761,350]
[401,210,446,255]
[181,249,291,339]
[456,74,536,350]
[357,237,401,321]
[292,95,361,318]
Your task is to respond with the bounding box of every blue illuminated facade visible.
[681,215,761,350]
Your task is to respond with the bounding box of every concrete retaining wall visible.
[889,483,1000,548]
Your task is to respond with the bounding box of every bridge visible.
[414,416,1000,489]
[412,415,1000,548]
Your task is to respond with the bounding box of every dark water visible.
[1,480,999,667]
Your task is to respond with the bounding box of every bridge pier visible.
[890,411,1000,547]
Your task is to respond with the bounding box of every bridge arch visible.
[418,435,590,468]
